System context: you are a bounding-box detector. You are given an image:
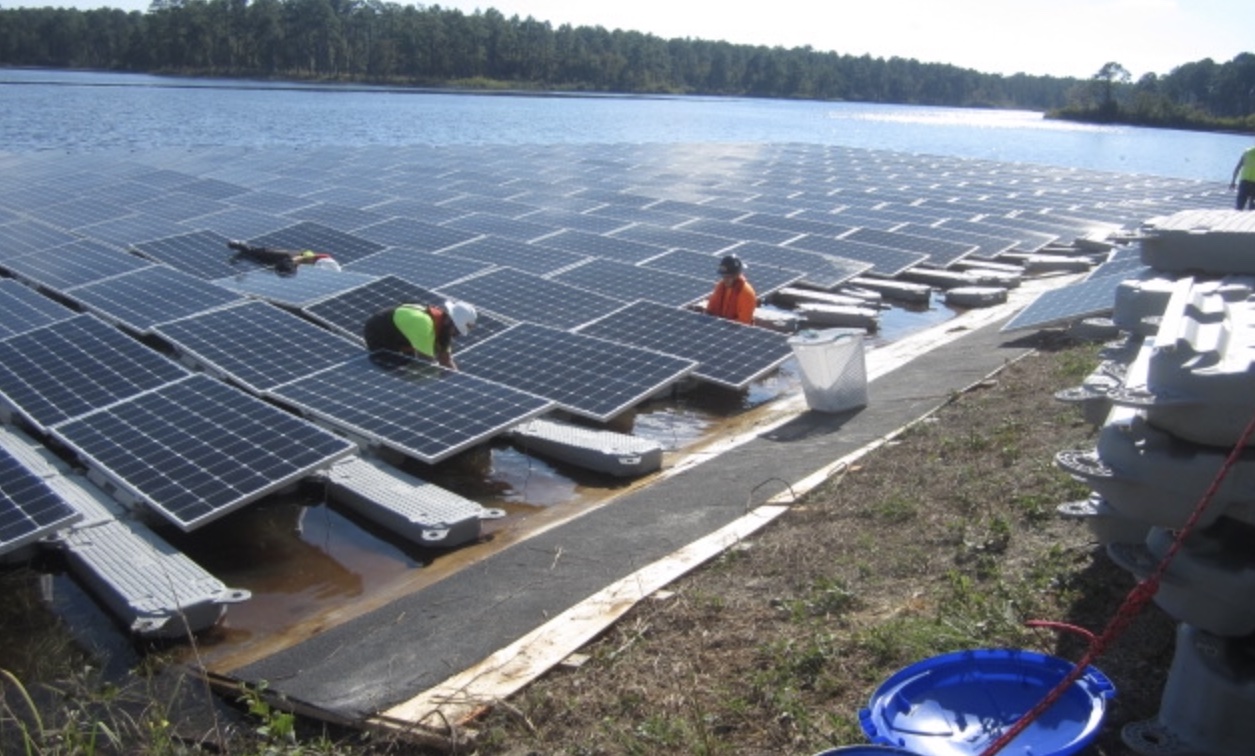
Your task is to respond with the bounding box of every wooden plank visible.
[371,504,791,731]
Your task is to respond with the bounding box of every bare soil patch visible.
[470,333,1177,755]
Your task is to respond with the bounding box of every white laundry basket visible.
[787,328,868,412]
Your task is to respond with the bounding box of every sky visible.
[8,0,1253,80]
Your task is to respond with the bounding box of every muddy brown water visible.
[32,297,957,673]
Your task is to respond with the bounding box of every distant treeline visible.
[0,0,1252,131]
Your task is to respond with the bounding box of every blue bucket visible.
[859,648,1115,756]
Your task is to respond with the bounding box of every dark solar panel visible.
[303,275,511,347]
[344,247,494,289]
[353,217,479,251]
[212,266,379,308]
[1000,276,1120,332]
[532,229,663,264]
[248,221,385,264]
[678,218,799,245]
[842,227,978,268]
[77,213,190,248]
[0,314,189,432]
[283,202,388,232]
[64,265,244,334]
[53,374,355,531]
[439,236,588,276]
[520,210,629,235]
[268,353,553,464]
[0,280,76,339]
[457,322,697,421]
[894,223,1019,258]
[1086,249,1146,281]
[36,197,133,231]
[440,268,627,330]
[188,207,291,242]
[735,212,858,240]
[441,213,558,242]
[549,258,709,308]
[2,240,154,291]
[787,235,926,277]
[132,230,268,280]
[225,189,319,215]
[133,191,231,222]
[934,218,1056,253]
[610,224,738,254]
[155,301,363,393]
[0,219,82,261]
[645,247,815,299]
[577,300,793,390]
[0,441,80,556]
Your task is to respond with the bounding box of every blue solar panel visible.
[0,219,81,261]
[440,236,589,276]
[353,217,479,251]
[212,266,379,308]
[442,213,558,242]
[610,224,737,254]
[1001,276,1120,332]
[640,249,808,298]
[345,247,494,289]
[577,300,793,390]
[440,268,627,330]
[0,314,189,432]
[0,439,80,556]
[0,279,77,339]
[842,227,977,268]
[77,213,191,248]
[64,265,244,334]
[53,374,355,531]
[533,229,663,263]
[787,235,926,277]
[248,221,385,264]
[458,323,697,421]
[132,230,267,280]
[549,258,710,308]
[268,353,554,464]
[2,239,154,291]
[155,301,364,393]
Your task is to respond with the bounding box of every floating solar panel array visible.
[132,230,267,280]
[0,436,80,556]
[2,239,154,290]
[0,279,76,338]
[457,323,698,421]
[344,247,494,289]
[63,265,244,334]
[1000,276,1124,332]
[549,258,711,308]
[441,267,627,330]
[212,266,379,309]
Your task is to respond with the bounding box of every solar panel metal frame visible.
[267,352,555,464]
[457,322,698,421]
[51,374,356,532]
[0,314,190,433]
[576,300,793,390]
[1000,276,1120,332]
[154,301,364,394]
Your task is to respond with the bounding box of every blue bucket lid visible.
[859,648,1115,756]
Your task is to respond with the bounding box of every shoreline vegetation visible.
[0,3,1251,133]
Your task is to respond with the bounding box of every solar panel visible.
[1086,248,1146,281]
[248,221,385,264]
[577,300,793,390]
[155,301,363,393]
[440,236,589,276]
[457,322,697,421]
[212,266,379,308]
[610,224,738,254]
[175,176,251,201]
[549,257,710,308]
[2,239,154,291]
[0,280,76,338]
[678,218,800,245]
[532,229,663,263]
[934,218,1056,253]
[1000,276,1121,332]
[64,265,244,334]
[842,227,978,268]
[0,439,80,556]
[131,230,268,280]
[353,217,479,251]
[728,241,867,291]
[52,374,355,531]
[441,212,557,242]
[895,222,1019,258]
[0,219,82,261]
[225,189,318,215]
[521,210,629,235]
[0,314,189,432]
[344,247,494,289]
[283,202,387,231]
[735,212,857,240]
[268,352,553,464]
[36,197,133,231]
[639,248,809,298]
[76,213,190,248]
[133,191,231,222]
[188,207,291,242]
[440,268,627,330]
[303,275,511,347]
[787,235,926,277]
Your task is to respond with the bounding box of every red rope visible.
[977,407,1255,756]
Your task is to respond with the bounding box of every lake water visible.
[0,67,1246,183]
[2,67,1242,671]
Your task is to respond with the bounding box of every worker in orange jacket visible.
[705,254,756,325]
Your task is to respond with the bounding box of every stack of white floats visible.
[1053,209,1255,756]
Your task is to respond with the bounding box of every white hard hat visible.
[446,300,477,336]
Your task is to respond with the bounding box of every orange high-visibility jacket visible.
[705,275,756,324]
